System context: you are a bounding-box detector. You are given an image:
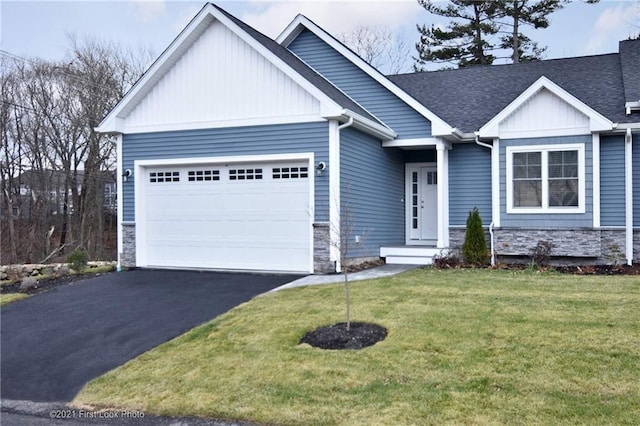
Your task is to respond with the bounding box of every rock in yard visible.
[20,277,38,290]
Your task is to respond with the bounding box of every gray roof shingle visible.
[388,40,639,133]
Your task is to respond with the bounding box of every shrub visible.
[67,249,89,272]
[433,250,461,269]
[462,207,488,266]
[530,240,554,268]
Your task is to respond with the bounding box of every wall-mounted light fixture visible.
[122,169,132,182]
[316,161,326,176]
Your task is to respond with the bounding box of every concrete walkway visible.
[272,264,421,292]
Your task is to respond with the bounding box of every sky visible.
[1,0,639,72]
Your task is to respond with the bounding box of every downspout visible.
[331,116,354,274]
[475,133,495,266]
[625,127,633,265]
[338,116,354,131]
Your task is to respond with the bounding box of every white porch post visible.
[436,141,449,248]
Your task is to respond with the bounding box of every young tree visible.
[414,0,500,69]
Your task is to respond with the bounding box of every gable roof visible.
[277,14,454,137]
[389,39,640,135]
[97,3,394,139]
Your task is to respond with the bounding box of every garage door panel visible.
[141,160,311,272]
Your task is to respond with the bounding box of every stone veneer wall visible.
[313,222,335,273]
[449,226,639,265]
[121,223,136,267]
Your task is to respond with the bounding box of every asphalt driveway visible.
[1,269,300,403]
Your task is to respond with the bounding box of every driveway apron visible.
[1,269,299,402]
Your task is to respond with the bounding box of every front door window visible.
[407,164,438,243]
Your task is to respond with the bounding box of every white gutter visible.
[624,127,634,265]
[338,116,354,131]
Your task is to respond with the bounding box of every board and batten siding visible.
[448,143,492,226]
[600,135,625,227]
[340,127,405,258]
[124,19,320,132]
[122,122,329,222]
[499,135,593,227]
[287,29,432,139]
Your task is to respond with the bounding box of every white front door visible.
[406,163,438,244]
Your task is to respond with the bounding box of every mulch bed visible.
[300,322,388,350]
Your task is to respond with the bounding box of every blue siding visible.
[340,127,404,258]
[634,134,640,227]
[499,136,593,227]
[122,122,330,222]
[288,30,431,139]
[600,135,625,226]
[449,143,492,226]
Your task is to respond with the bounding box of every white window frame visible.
[506,143,585,214]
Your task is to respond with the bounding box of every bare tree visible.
[0,37,151,264]
[340,25,412,74]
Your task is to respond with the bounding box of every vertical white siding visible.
[500,89,590,137]
[125,20,320,130]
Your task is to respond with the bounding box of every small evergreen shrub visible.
[462,207,488,266]
[67,249,89,272]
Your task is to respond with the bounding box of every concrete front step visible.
[380,246,445,266]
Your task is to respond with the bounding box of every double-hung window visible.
[506,144,584,214]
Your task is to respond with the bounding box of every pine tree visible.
[414,0,500,70]
[462,208,488,266]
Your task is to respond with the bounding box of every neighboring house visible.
[7,169,117,218]
[96,3,640,273]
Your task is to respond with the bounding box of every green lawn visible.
[0,293,29,306]
[74,268,640,425]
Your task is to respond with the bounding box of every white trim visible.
[405,162,438,245]
[505,143,586,214]
[122,115,325,135]
[115,134,124,270]
[626,101,640,115]
[492,138,501,227]
[479,76,613,138]
[97,4,345,134]
[592,133,601,228]
[436,144,449,247]
[382,137,440,148]
[625,128,633,265]
[133,152,316,273]
[276,15,454,137]
[328,120,341,271]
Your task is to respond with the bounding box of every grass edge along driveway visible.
[74,269,640,425]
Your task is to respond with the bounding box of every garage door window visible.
[229,168,262,180]
[273,166,308,179]
[188,170,220,182]
[149,171,180,183]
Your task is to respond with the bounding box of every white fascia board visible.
[277,15,454,137]
[626,101,640,115]
[479,76,613,138]
[98,5,344,134]
[97,4,216,133]
[382,137,440,148]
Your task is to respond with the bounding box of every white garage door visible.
[139,160,311,272]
